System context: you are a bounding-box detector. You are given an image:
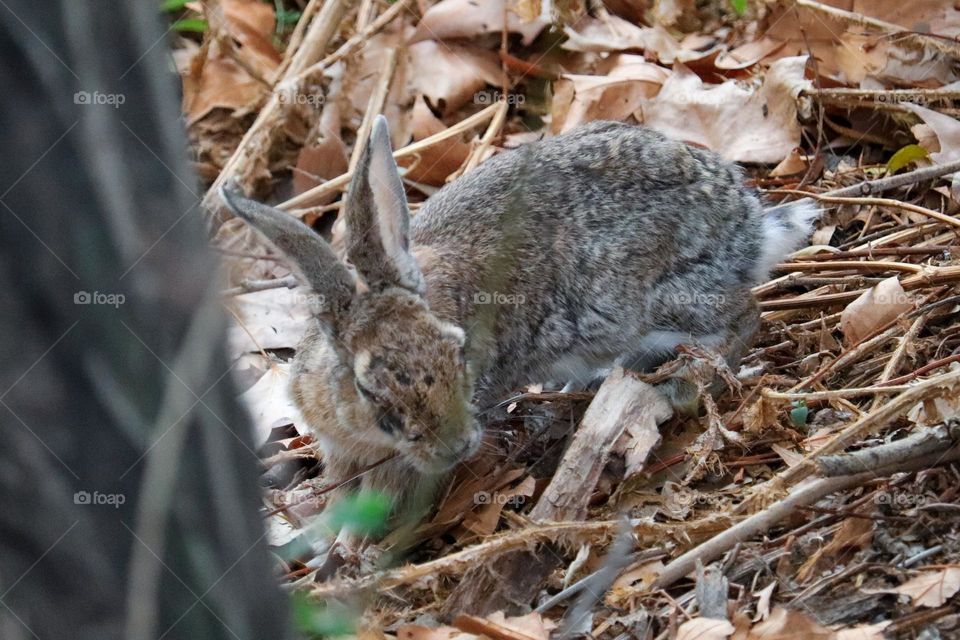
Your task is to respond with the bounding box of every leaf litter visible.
[173,0,960,636]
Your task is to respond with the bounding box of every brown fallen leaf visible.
[890,567,960,608]
[398,95,472,185]
[770,148,808,177]
[633,56,811,164]
[221,0,281,76]
[834,621,891,640]
[839,276,914,345]
[407,41,502,115]
[552,54,669,133]
[677,617,736,640]
[292,98,349,198]
[411,0,548,46]
[562,15,683,62]
[182,0,280,124]
[901,103,960,174]
[746,607,833,639]
[397,624,469,640]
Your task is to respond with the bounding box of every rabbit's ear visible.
[345,115,425,294]
[219,183,355,317]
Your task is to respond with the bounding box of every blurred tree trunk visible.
[0,2,290,639]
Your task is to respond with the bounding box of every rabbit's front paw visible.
[657,377,700,417]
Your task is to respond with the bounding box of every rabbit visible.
[220,116,817,533]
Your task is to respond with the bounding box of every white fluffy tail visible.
[753,198,820,283]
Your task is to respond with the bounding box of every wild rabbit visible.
[221,116,817,529]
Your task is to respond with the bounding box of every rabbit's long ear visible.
[219,183,355,317]
[345,115,425,294]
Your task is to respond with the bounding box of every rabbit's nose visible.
[405,428,424,442]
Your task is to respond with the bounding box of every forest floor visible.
[173,0,960,637]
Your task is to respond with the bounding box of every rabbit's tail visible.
[753,198,820,282]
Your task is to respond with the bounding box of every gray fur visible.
[226,121,816,524]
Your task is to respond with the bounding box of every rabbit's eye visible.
[377,411,403,436]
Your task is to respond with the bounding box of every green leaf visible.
[291,593,355,637]
[276,8,302,28]
[730,0,748,15]
[172,18,207,33]
[789,400,809,428]
[329,491,391,535]
[886,144,929,174]
[160,0,189,12]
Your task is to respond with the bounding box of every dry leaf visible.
[239,362,306,445]
[398,95,472,185]
[407,41,502,115]
[892,567,960,608]
[840,276,913,345]
[227,286,313,353]
[901,103,960,174]
[397,624,469,640]
[562,15,682,61]
[770,148,808,177]
[834,621,891,640]
[677,617,736,640]
[412,0,548,45]
[485,612,556,640]
[552,55,668,133]
[634,56,811,164]
[747,607,833,639]
[753,582,776,622]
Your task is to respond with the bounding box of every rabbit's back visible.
[411,122,770,398]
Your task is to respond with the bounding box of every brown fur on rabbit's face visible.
[343,290,479,473]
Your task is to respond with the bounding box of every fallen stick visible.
[817,424,959,477]
[775,191,960,231]
[744,368,960,509]
[653,446,960,590]
[440,369,673,617]
[279,102,502,211]
[817,158,960,198]
[308,518,697,599]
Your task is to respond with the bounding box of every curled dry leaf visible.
[761,2,960,85]
[411,0,548,46]
[552,55,669,133]
[677,617,735,640]
[407,41,502,115]
[183,0,279,124]
[634,56,811,164]
[901,103,960,175]
[890,567,960,608]
[834,621,891,640]
[770,148,808,177]
[746,607,833,640]
[293,100,349,198]
[839,276,913,345]
[239,362,306,446]
[398,95,472,185]
[562,15,683,61]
